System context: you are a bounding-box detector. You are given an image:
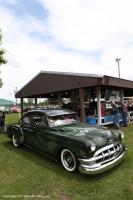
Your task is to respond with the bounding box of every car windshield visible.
[48,114,78,127]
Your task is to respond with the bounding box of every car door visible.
[30,112,59,156]
[29,111,50,151]
[20,111,58,156]
[19,113,37,148]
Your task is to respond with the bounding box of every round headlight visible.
[90,143,96,151]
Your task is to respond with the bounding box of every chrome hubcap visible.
[63,152,75,169]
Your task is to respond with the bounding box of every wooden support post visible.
[79,88,85,122]
[21,98,24,117]
[57,93,62,108]
[96,86,101,125]
[35,98,37,109]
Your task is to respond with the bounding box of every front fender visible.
[54,135,93,159]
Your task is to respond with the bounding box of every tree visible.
[0,29,7,87]
[27,98,34,108]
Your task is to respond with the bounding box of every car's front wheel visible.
[60,149,77,172]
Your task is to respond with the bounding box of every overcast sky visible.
[0,0,133,101]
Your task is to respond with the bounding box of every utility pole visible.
[115,58,121,78]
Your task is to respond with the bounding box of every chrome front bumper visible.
[79,146,127,175]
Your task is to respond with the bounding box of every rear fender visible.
[12,125,23,136]
[7,125,24,142]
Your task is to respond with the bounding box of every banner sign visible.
[105,90,120,101]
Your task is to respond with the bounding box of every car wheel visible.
[12,128,24,147]
[61,149,77,172]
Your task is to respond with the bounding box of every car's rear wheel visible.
[12,128,24,147]
[12,132,21,147]
[61,149,77,172]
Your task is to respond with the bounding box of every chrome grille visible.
[94,143,123,164]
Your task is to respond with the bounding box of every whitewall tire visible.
[12,132,21,147]
[12,127,24,148]
[61,149,77,172]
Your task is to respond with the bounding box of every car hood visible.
[55,123,120,147]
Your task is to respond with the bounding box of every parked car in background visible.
[6,109,127,174]
[11,106,20,113]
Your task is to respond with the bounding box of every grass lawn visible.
[0,114,133,200]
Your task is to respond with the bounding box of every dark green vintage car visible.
[7,109,127,174]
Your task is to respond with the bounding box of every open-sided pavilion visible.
[15,71,133,125]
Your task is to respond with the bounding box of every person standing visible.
[121,102,128,127]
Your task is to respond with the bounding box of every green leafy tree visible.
[0,29,7,87]
[27,98,34,108]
